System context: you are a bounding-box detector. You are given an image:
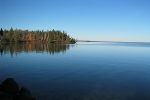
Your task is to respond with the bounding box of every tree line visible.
[0,28,76,43]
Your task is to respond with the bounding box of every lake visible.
[0,42,150,100]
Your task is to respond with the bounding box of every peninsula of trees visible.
[0,28,76,44]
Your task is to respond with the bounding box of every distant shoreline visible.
[77,40,150,44]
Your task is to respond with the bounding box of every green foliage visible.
[0,28,76,44]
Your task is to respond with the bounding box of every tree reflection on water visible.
[0,43,74,56]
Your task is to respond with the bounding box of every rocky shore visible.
[0,78,36,100]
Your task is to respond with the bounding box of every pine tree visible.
[0,28,76,43]
[0,28,3,36]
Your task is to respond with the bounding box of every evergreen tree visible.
[0,28,76,44]
[0,28,3,36]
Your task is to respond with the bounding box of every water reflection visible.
[0,43,150,100]
[0,43,73,56]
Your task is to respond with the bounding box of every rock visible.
[1,78,19,95]
[20,87,32,96]
[0,78,36,100]
[0,84,2,91]
[0,92,13,100]
[14,95,36,100]
[13,87,36,100]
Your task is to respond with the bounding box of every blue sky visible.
[0,0,150,42]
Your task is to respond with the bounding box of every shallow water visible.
[0,42,150,100]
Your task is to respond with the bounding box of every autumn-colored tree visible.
[0,28,76,44]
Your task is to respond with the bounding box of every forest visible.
[0,28,76,44]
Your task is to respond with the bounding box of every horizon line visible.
[77,40,150,43]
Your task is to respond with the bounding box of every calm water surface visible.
[0,42,150,100]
